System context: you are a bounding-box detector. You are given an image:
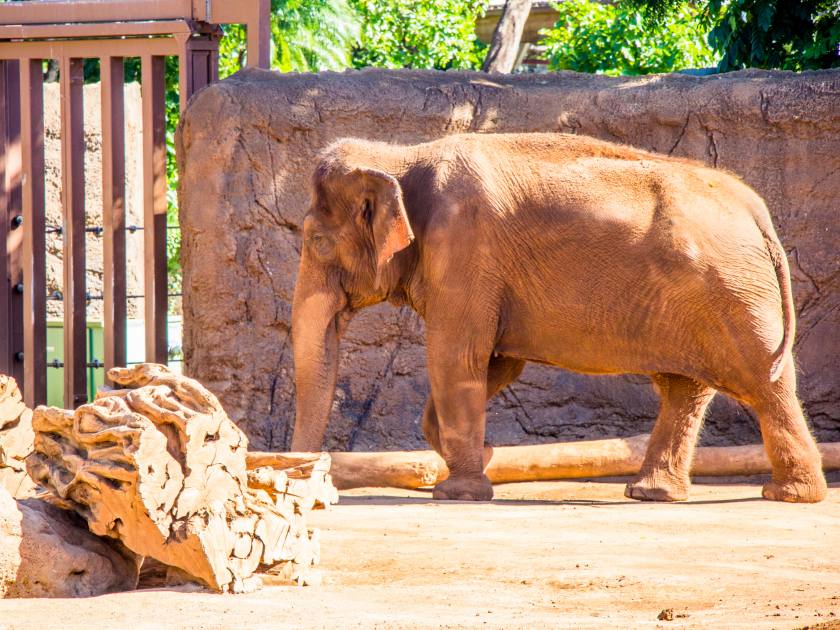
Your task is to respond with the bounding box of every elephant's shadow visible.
[336,490,768,507]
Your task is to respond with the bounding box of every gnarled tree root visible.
[28,364,336,593]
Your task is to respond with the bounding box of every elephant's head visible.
[290,144,415,451]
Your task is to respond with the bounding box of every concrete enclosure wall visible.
[178,68,840,452]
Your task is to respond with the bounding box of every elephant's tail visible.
[759,223,795,382]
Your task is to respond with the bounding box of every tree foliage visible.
[218,0,360,76]
[628,0,840,71]
[540,0,718,75]
[350,0,488,70]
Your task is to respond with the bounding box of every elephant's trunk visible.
[290,261,346,452]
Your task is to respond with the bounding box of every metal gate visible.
[0,0,270,407]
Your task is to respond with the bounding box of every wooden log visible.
[249,449,440,490]
[247,435,840,490]
[28,363,334,592]
[248,454,338,512]
[247,452,322,478]
[692,441,840,476]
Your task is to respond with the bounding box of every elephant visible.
[289,132,827,504]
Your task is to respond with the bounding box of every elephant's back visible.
[478,151,784,388]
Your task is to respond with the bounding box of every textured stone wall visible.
[178,68,840,452]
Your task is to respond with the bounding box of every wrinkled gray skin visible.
[290,132,826,504]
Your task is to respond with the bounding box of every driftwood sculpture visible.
[28,364,334,593]
[248,435,840,491]
[0,376,36,499]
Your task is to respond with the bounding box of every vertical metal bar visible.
[19,58,45,407]
[247,0,271,69]
[1,60,22,385]
[101,56,126,376]
[141,54,167,364]
[0,62,10,376]
[60,56,86,407]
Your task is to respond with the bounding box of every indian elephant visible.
[289,132,827,504]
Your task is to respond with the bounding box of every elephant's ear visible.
[355,168,415,288]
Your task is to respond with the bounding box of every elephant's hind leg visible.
[625,374,715,502]
[752,361,826,503]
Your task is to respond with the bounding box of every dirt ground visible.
[1,479,838,629]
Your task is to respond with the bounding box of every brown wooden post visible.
[197,0,271,70]
[211,36,220,82]
[247,0,271,69]
[141,54,168,364]
[176,34,190,113]
[0,60,23,383]
[177,30,220,112]
[101,56,126,376]
[0,62,7,376]
[19,58,45,407]
[60,56,86,406]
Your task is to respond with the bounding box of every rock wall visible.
[178,68,840,452]
[1,488,140,598]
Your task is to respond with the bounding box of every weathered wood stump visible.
[0,376,36,499]
[28,364,334,593]
[248,453,338,512]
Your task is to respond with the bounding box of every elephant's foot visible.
[624,472,688,502]
[762,476,827,503]
[432,475,493,501]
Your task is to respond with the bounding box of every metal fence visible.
[0,0,270,407]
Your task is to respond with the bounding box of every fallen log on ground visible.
[247,435,840,490]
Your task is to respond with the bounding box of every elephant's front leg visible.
[425,338,498,501]
[422,355,525,457]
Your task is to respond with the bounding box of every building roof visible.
[486,1,554,9]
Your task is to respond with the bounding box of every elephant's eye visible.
[361,199,373,226]
[308,232,334,260]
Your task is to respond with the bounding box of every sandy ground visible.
[1,480,839,629]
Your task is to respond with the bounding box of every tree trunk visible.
[482,0,533,73]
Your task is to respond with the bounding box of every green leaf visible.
[538,0,718,75]
[350,0,489,70]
